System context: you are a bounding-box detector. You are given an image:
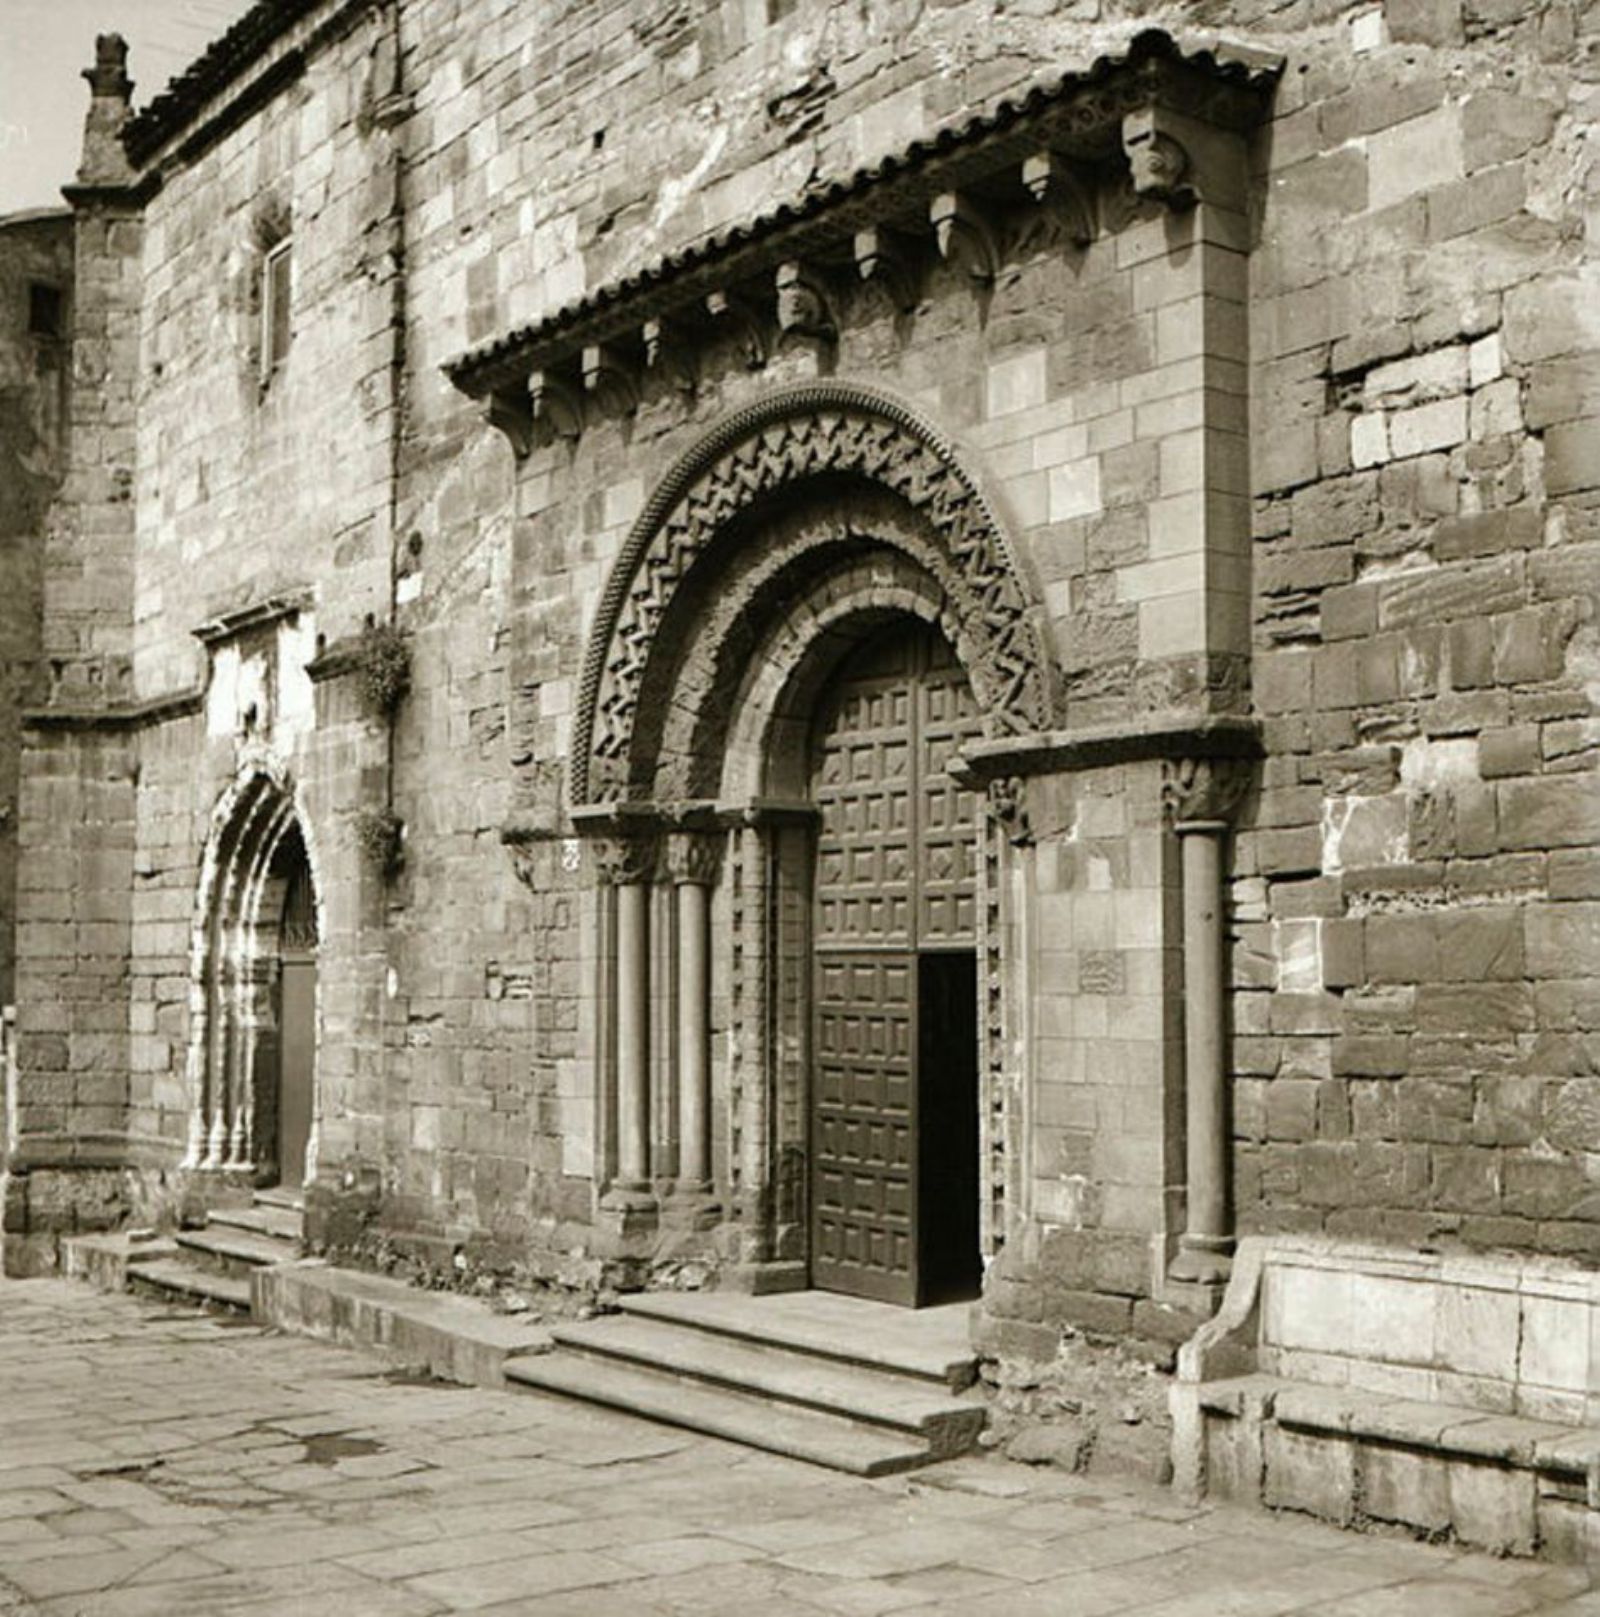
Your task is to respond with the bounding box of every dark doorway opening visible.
[917,950,981,1306]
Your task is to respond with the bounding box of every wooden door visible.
[809,622,982,1305]
[275,853,316,1189]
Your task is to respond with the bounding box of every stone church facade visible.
[3,0,1597,1523]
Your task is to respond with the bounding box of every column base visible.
[1168,1234,1234,1287]
[597,1183,658,1240]
[661,1183,721,1231]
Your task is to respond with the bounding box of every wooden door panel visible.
[810,622,983,1307]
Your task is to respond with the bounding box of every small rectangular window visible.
[28,283,63,338]
[261,239,292,383]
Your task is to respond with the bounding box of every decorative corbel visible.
[1122,108,1197,208]
[582,343,639,420]
[775,259,837,348]
[930,191,1000,286]
[529,368,583,447]
[705,288,770,370]
[483,381,533,459]
[642,316,697,393]
[853,226,919,313]
[1020,151,1096,247]
[1161,756,1251,829]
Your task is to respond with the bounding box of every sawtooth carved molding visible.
[571,382,1059,805]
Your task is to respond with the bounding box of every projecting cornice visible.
[444,29,1279,457]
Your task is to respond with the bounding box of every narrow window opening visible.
[260,237,292,385]
[28,282,63,338]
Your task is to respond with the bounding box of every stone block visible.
[1433,507,1542,561]
[1388,396,1467,459]
[1527,904,1600,980]
[1385,0,1464,43]
[1496,776,1599,851]
[1360,1440,1453,1530]
[1368,105,1463,212]
[1263,1424,1355,1522]
[1333,1034,1409,1077]
[1544,419,1600,497]
[1527,356,1600,430]
[1478,725,1539,777]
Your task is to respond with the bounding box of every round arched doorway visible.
[807,618,983,1307]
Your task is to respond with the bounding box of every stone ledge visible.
[252,1259,555,1388]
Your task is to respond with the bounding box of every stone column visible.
[597,834,657,1211]
[1163,757,1250,1287]
[666,832,721,1213]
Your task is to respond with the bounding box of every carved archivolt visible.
[573,382,1056,805]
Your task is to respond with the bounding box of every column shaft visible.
[1174,821,1229,1281]
[615,880,650,1189]
[676,880,710,1188]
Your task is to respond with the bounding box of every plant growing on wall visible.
[354,805,405,876]
[355,621,411,719]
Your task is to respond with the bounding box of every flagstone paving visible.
[0,1276,1594,1615]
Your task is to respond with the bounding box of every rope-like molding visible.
[570,379,1056,805]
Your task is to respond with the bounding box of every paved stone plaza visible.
[0,1279,1592,1616]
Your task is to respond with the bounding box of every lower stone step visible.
[175,1225,299,1277]
[210,1203,303,1243]
[504,1352,941,1476]
[128,1257,252,1312]
[551,1314,984,1454]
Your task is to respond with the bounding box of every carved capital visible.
[642,317,697,393]
[853,226,919,313]
[1162,756,1251,828]
[775,260,837,348]
[985,776,1032,847]
[665,831,723,887]
[530,369,584,447]
[930,191,1000,285]
[592,833,658,886]
[705,289,770,370]
[582,344,639,419]
[1020,151,1096,247]
[1122,108,1196,208]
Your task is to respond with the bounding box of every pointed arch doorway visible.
[186,773,320,1187]
[808,619,984,1307]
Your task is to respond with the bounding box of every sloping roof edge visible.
[443,28,1281,397]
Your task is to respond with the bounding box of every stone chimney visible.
[75,34,136,189]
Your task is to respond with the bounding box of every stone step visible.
[210,1203,303,1243]
[176,1225,298,1278]
[504,1353,940,1476]
[551,1314,983,1450]
[128,1257,253,1313]
[616,1290,978,1390]
[253,1186,305,1212]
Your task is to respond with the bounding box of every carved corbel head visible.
[775,260,837,349]
[484,380,534,459]
[705,289,770,370]
[582,343,639,420]
[642,316,698,393]
[1020,151,1097,248]
[529,368,584,448]
[1122,108,1197,208]
[853,226,919,313]
[930,191,1001,286]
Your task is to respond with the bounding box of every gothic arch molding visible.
[573,381,1059,806]
[182,761,322,1176]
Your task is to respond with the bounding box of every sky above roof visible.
[0,0,258,216]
